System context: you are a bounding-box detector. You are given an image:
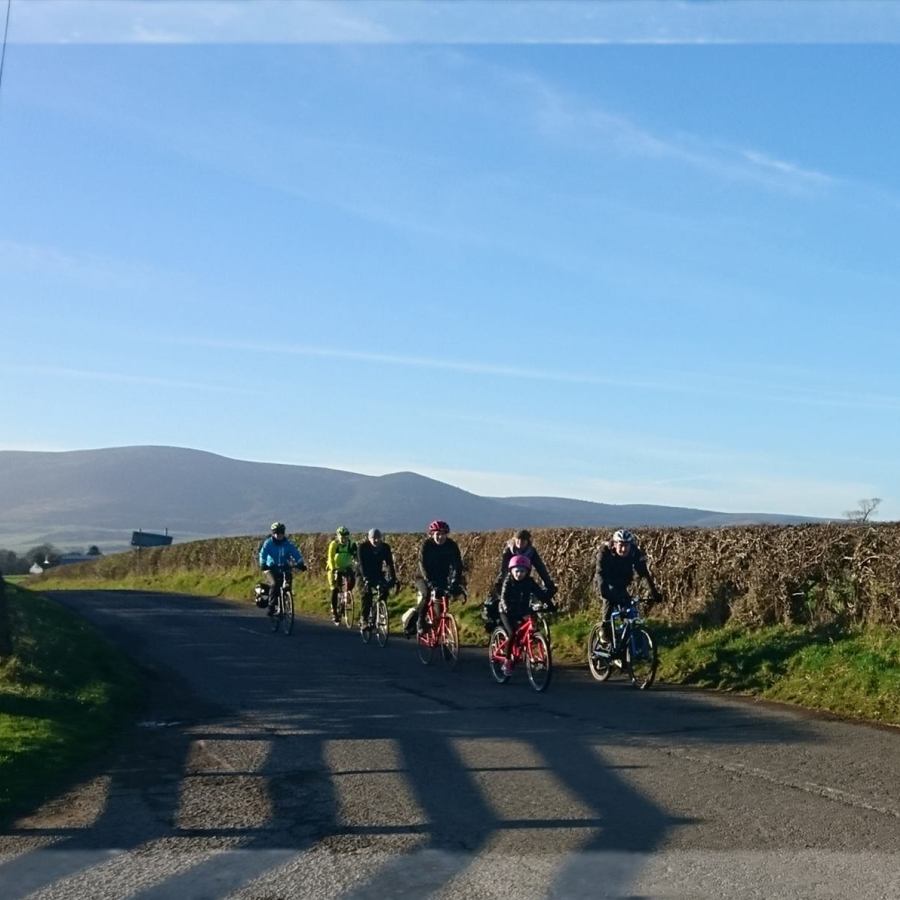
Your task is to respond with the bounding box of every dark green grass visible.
[0,586,142,822]
[657,622,900,724]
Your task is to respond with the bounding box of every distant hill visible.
[0,446,821,552]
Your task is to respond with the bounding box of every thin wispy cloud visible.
[3,364,254,395]
[168,336,700,394]
[168,337,900,415]
[740,149,832,186]
[11,1,900,45]
[0,239,191,296]
[506,66,837,194]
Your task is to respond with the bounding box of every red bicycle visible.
[488,604,553,692]
[417,586,466,668]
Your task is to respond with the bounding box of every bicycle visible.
[417,585,467,668]
[586,597,657,689]
[335,571,356,629]
[361,579,392,647]
[488,602,552,692]
[266,564,298,635]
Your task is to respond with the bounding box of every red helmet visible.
[508,554,532,571]
[428,520,450,534]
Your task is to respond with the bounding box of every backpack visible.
[253,582,269,608]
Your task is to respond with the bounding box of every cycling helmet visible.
[612,529,634,544]
[368,528,382,541]
[508,554,533,571]
[428,520,450,534]
[270,522,286,535]
[336,526,350,537]
[515,529,532,542]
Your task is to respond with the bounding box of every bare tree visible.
[844,497,882,524]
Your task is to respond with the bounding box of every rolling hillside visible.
[0,446,820,552]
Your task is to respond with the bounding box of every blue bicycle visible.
[587,597,657,689]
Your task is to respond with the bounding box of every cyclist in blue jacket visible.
[259,522,307,615]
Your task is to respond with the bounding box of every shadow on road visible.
[0,589,825,898]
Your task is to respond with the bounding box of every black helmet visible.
[270,522,286,535]
[515,529,532,542]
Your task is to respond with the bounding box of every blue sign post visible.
[131,530,173,548]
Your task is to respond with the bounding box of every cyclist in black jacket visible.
[357,528,398,630]
[408,519,466,636]
[595,529,661,644]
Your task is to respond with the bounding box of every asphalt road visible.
[1,589,899,899]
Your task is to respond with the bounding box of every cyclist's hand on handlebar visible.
[453,584,468,603]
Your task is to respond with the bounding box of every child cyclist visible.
[497,554,554,675]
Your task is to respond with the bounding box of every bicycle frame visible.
[416,586,462,668]
[419,590,451,647]
[490,613,537,669]
[609,600,641,659]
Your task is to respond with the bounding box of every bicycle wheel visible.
[488,627,509,684]
[280,589,294,635]
[416,622,435,665]
[537,613,552,646]
[343,589,355,629]
[361,598,372,643]
[626,627,658,689]
[587,623,614,682]
[441,614,460,669]
[526,632,552,692]
[270,590,282,633]
[375,599,389,647]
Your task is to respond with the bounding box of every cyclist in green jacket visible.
[327,526,358,625]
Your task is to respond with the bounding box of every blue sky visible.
[2,1,899,519]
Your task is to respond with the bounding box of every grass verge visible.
[0,584,143,823]
[32,571,900,726]
[655,622,900,724]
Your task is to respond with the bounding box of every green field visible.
[0,585,142,822]
[31,569,900,727]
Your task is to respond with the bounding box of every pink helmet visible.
[428,520,450,534]
[508,554,532,571]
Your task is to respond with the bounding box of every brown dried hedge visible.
[42,524,900,628]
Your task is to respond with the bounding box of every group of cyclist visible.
[257,519,662,659]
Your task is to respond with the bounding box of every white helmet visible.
[612,529,634,544]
